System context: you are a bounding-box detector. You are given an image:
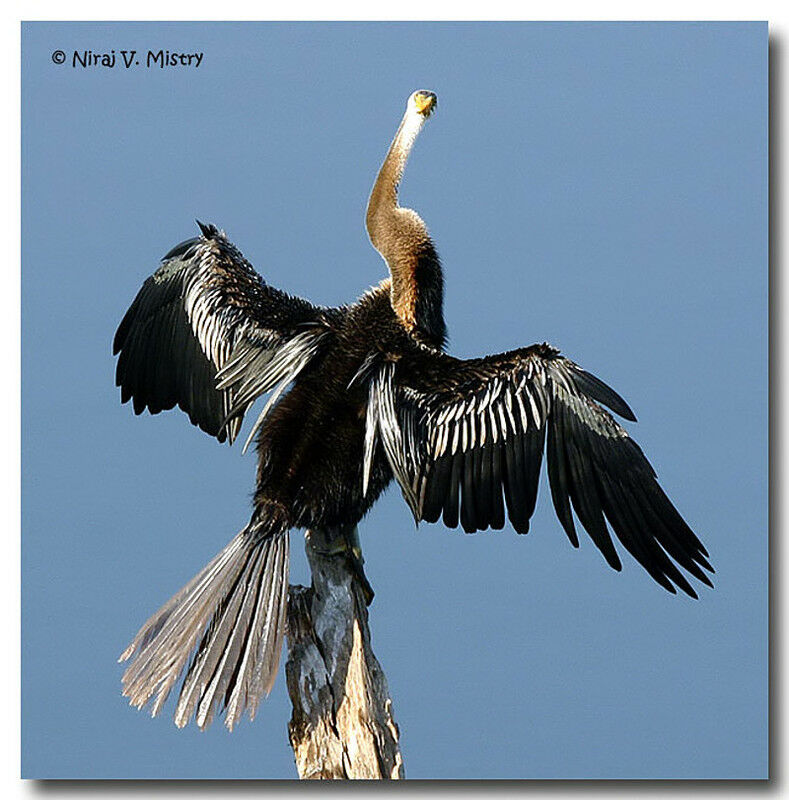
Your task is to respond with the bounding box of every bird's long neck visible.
[366,110,446,348]
[366,113,422,219]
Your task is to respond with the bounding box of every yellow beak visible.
[414,92,437,117]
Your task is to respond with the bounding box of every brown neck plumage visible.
[366,101,446,347]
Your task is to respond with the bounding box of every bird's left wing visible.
[363,343,713,597]
[114,222,335,446]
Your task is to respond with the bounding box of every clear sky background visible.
[21,22,767,779]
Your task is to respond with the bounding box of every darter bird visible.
[114,90,713,731]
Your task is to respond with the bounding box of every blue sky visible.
[22,22,767,778]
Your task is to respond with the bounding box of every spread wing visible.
[113,222,335,445]
[363,343,713,598]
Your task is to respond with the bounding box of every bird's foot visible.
[308,526,375,606]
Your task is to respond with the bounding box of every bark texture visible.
[285,527,404,780]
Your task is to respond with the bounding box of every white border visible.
[4,4,779,798]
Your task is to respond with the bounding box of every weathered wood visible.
[285,527,404,780]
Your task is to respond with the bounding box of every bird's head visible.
[409,90,437,118]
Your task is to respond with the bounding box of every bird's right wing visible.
[113,222,335,445]
[362,343,713,598]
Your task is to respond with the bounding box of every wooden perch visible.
[285,526,404,780]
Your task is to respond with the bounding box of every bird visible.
[113,89,713,732]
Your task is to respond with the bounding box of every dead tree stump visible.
[285,527,404,780]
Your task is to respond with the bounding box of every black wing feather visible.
[460,450,478,533]
[503,433,529,533]
[546,402,579,547]
[490,444,506,530]
[442,453,462,529]
[561,403,622,571]
[570,366,637,422]
[522,424,546,522]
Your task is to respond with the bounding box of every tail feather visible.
[119,520,289,731]
[120,533,249,713]
[244,532,289,719]
[175,543,262,728]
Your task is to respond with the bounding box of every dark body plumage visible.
[114,94,713,733]
[251,279,408,529]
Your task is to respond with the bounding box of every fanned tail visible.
[119,514,290,731]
